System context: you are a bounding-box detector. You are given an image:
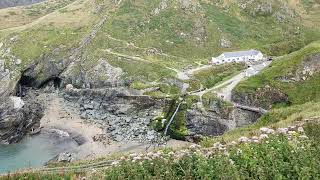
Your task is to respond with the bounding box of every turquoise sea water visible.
[0,133,77,173]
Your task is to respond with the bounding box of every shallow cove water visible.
[0,132,78,173]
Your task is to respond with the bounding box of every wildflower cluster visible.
[100,123,320,179]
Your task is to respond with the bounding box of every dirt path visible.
[191,62,271,102]
[0,0,87,33]
[185,64,213,75]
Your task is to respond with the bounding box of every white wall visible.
[211,51,263,65]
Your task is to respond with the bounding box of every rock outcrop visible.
[63,88,169,143]
[0,92,44,144]
[295,53,320,81]
[186,103,262,138]
[232,85,289,110]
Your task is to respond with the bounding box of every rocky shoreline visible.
[62,87,169,144]
[0,92,44,144]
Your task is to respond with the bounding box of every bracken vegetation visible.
[3,122,320,179]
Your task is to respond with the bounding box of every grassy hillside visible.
[227,41,320,146]
[1,0,320,88]
[4,121,320,179]
[233,41,320,107]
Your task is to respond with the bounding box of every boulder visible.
[47,152,74,165]
[9,96,25,109]
[0,92,44,144]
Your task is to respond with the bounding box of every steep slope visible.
[5,121,320,179]
[0,0,320,144]
[233,41,320,108]
[0,0,319,91]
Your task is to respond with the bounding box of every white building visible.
[211,49,263,65]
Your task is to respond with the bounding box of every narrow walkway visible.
[190,61,271,112]
[234,104,268,114]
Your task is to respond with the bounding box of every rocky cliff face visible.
[232,53,320,109]
[0,93,44,144]
[0,0,44,9]
[63,88,169,143]
[186,103,262,138]
[232,86,289,110]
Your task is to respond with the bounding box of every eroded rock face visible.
[0,0,45,9]
[62,59,124,89]
[0,93,44,144]
[186,104,261,138]
[232,85,288,110]
[186,109,229,137]
[63,88,169,143]
[220,37,232,48]
[295,53,320,81]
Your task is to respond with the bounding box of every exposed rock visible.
[63,88,169,143]
[47,152,74,164]
[186,108,229,136]
[66,84,74,90]
[9,96,25,109]
[254,2,273,15]
[62,59,124,88]
[232,108,261,127]
[295,53,320,81]
[179,0,200,13]
[193,18,207,45]
[146,48,162,56]
[220,37,232,48]
[0,92,44,144]
[186,101,262,138]
[232,85,288,110]
[48,129,70,138]
[153,0,168,15]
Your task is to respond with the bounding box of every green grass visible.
[234,41,320,107]
[104,136,320,179]
[10,25,89,66]
[201,101,320,145]
[188,63,246,91]
[7,130,320,179]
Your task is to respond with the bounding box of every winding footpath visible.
[190,61,271,113]
[191,62,271,101]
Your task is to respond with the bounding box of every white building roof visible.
[222,49,261,58]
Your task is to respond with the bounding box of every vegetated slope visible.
[233,41,320,108]
[4,121,320,179]
[227,41,320,142]
[0,0,77,30]
[1,0,320,91]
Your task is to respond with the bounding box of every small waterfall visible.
[164,102,182,136]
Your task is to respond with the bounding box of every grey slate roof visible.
[222,49,260,58]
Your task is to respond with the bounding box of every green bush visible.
[101,135,320,179]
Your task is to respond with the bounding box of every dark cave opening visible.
[16,75,62,97]
[38,77,62,89]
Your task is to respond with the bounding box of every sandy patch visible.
[40,94,191,160]
[40,94,111,159]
